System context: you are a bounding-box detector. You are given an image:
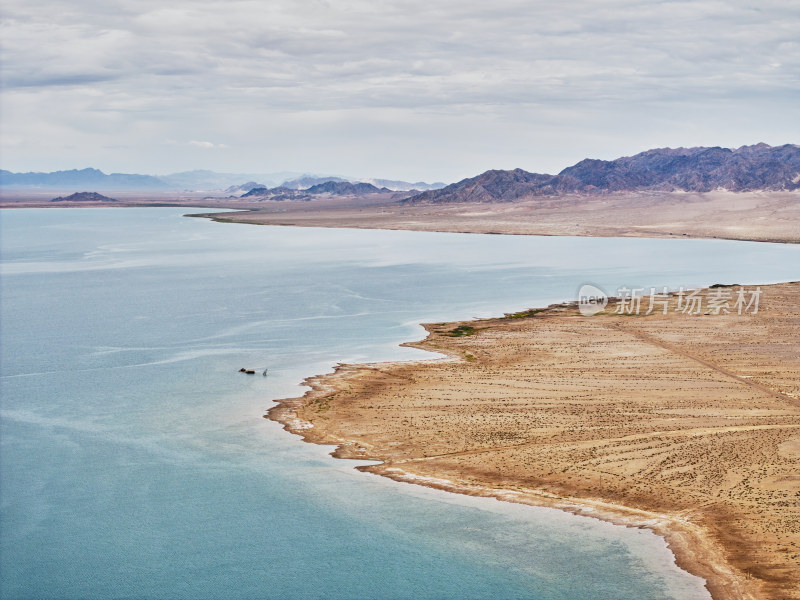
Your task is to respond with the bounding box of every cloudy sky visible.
[1,0,798,182]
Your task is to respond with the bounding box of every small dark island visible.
[50,191,117,203]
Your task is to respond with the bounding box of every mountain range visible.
[406,144,800,203]
[0,168,317,191]
[0,168,444,193]
[0,168,167,190]
[4,144,797,200]
[241,181,393,200]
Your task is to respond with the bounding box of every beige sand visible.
[269,283,800,600]
[204,190,800,244]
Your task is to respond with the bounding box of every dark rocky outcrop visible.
[305,181,389,195]
[50,191,117,202]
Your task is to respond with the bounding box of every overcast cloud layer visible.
[1,0,798,181]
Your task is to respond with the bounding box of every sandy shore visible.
[202,190,800,244]
[268,282,800,600]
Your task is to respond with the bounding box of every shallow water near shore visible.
[3,207,799,599]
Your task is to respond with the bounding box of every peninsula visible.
[269,282,800,600]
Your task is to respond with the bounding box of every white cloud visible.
[187,140,227,149]
[1,0,798,180]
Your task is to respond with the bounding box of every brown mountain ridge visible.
[407,143,800,204]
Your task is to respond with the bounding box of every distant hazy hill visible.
[0,168,299,191]
[407,144,800,203]
[279,175,444,192]
[158,170,291,190]
[50,191,117,202]
[305,181,389,195]
[280,175,349,189]
[225,181,267,195]
[240,181,392,200]
[0,168,443,193]
[361,178,447,191]
[0,168,167,190]
[241,186,284,198]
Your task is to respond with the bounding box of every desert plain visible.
[203,190,800,244]
[270,282,800,600]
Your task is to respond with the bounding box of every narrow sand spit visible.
[204,190,800,244]
[269,282,800,600]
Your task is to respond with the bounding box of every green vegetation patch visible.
[444,325,478,337]
[504,308,547,319]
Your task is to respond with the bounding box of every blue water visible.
[2,208,799,600]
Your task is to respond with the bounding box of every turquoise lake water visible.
[2,208,799,600]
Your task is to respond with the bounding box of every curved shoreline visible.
[193,189,800,246]
[267,284,800,600]
[267,366,751,600]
